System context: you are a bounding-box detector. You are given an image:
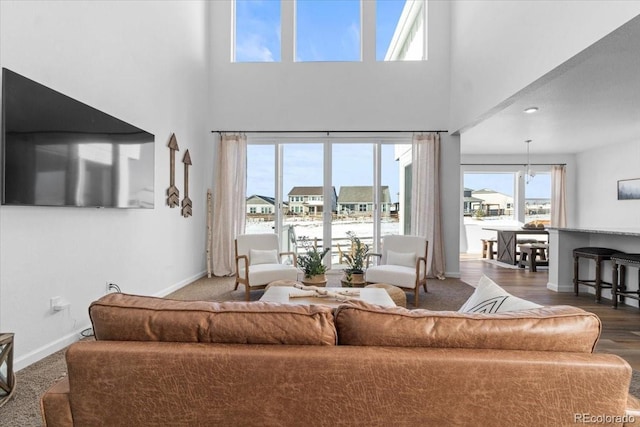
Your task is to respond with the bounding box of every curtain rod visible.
[212,130,448,134]
[461,163,567,166]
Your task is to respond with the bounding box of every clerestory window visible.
[233,0,427,63]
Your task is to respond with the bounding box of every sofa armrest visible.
[625,394,640,426]
[41,376,73,427]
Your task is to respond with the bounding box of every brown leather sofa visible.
[41,293,640,426]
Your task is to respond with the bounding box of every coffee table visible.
[260,286,395,307]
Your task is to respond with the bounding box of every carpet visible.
[2,275,639,426]
[166,274,475,312]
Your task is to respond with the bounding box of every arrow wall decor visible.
[166,133,180,207]
[181,149,192,218]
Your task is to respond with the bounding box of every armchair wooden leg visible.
[234,280,240,291]
[414,289,419,307]
[245,285,251,301]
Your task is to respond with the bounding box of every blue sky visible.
[464,173,551,199]
[247,143,400,202]
[235,0,406,62]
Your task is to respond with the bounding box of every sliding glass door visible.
[245,135,408,270]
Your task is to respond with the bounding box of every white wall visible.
[0,0,212,369]
[449,1,640,133]
[576,139,640,228]
[209,0,451,131]
[441,134,461,277]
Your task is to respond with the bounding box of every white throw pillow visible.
[386,250,416,268]
[249,249,279,265]
[459,275,542,313]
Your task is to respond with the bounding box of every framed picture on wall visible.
[617,178,640,200]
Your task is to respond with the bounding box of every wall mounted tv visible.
[1,68,155,208]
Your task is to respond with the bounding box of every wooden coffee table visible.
[260,286,395,307]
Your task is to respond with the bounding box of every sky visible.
[247,143,401,202]
[464,173,551,199]
[235,0,406,62]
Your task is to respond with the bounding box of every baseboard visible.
[15,271,208,372]
[154,270,208,298]
[547,281,573,292]
[14,325,91,372]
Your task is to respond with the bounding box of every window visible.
[245,145,275,233]
[233,0,427,63]
[295,0,361,62]
[234,0,281,62]
[524,173,551,224]
[462,169,553,255]
[245,136,406,268]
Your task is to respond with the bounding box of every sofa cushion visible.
[459,275,543,313]
[90,293,337,345]
[335,301,601,353]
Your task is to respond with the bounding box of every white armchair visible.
[365,235,428,306]
[234,234,299,301]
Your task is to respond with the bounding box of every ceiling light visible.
[525,139,535,184]
[524,107,539,114]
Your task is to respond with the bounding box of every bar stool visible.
[481,239,496,259]
[573,247,620,303]
[518,243,549,272]
[611,253,640,309]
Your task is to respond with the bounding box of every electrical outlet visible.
[50,296,70,312]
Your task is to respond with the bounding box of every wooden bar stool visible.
[573,247,619,303]
[518,243,549,272]
[611,253,640,309]
[481,239,496,259]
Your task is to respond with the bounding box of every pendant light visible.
[525,139,535,184]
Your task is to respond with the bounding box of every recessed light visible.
[524,107,539,114]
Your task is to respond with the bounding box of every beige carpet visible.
[166,274,475,312]
[3,275,640,426]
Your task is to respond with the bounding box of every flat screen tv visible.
[1,68,155,208]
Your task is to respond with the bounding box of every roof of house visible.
[472,188,511,197]
[338,186,391,203]
[464,196,484,202]
[288,186,337,197]
[246,195,276,205]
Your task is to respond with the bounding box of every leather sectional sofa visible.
[41,293,640,426]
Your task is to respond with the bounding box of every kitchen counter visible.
[547,227,640,297]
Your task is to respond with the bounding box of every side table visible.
[0,332,15,407]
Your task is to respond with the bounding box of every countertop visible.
[547,227,640,237]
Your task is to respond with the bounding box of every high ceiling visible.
[460,15,640,155]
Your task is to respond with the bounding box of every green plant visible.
[343,231,370,274]
[473,208,485,219]
[297,238,330,278]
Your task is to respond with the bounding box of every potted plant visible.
[341,231,370,287]
[297,238,330,286]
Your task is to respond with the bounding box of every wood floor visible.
[460,254,640,369]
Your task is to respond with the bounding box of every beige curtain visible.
[551,164,567,227]
[411,133,446,279]
[211,134,247,276]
